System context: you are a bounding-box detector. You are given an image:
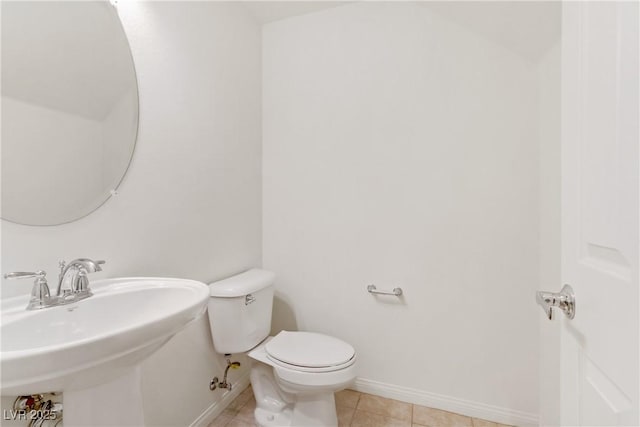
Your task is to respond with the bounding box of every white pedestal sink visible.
[1,277,209,426]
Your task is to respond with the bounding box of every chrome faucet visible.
[4,258,105,310]
[56,258,105,301]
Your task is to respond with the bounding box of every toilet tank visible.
[207,269,275,354]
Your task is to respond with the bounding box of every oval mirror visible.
[1,1,139,226]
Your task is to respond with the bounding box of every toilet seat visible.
[268,354,356,373]
[265,331,355,373]
[249,333,358,394]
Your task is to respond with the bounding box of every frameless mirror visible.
[1,1,139,225]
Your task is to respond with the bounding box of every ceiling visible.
[242,1,349,24]
[241,1,561,62]
[422,1,561,61]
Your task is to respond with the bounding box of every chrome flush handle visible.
[536,284,576,320]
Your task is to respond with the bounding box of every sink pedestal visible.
[64,366,145,426]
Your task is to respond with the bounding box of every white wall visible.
[537,41,561,427]
[1,2,261,425]
[262,3,540,424]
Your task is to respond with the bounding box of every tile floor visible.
[208,386,513,427]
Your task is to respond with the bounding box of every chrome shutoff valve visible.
[209,357,241,391]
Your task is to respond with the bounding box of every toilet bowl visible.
[207,269,357,427]
[249,332,357,426]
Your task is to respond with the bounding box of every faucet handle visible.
[69,258,105,273]
[4,270,51,310]
[4,271,47,280]
[74,271,90,293]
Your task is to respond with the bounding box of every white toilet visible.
[207,269,357,427]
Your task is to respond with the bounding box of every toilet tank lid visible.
[208,269,275,297]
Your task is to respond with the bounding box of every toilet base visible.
[254,406,293,427]
[291,393,338,427]
[250,362,339,427]
[254,392,338,427]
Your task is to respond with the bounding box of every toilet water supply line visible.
[210,356,241,391]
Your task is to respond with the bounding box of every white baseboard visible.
[353,378,538,427]
[189,373,538,427]
[190,372,251,427]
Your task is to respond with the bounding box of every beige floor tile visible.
[227,386,254,412]
[208,389,490,427]
[472,418,503,427]
[224,419,257,427]
[356,393,412,422]
[219,408,236,417]
[336,389,361,408]
[337,405,356,426]
[207,413,233,427]
[471,418,513,427]
[412,406,473,427]
[233,397,257,422]
[351,409,412,427]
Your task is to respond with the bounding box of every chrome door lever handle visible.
[536,284,575,320]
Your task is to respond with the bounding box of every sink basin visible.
[1,277,209,396]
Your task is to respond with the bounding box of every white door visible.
[558,1,639,425]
